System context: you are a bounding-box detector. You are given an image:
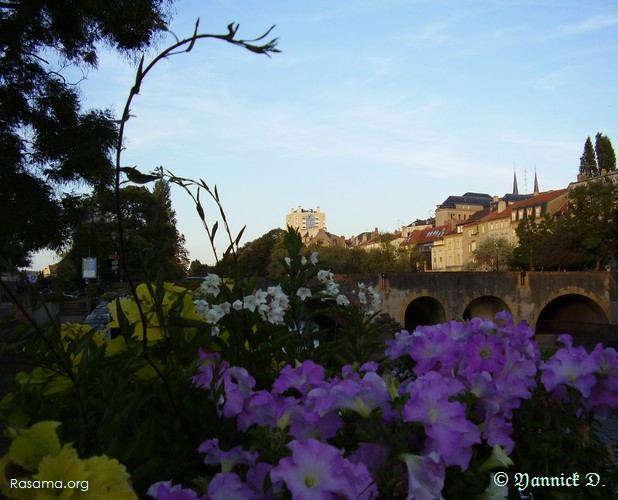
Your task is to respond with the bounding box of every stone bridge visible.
[337,271,618,347]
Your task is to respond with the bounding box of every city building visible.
[286,206,326,232]
[434,192,493,226]
[300,228,347,247]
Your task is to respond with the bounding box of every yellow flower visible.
[106,282,201,343]
[9,422,62,472]
[33,444,89,499]
[82,455,137,499]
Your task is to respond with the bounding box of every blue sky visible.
[32,0,618,270]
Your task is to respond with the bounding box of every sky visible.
[31,0,618,271]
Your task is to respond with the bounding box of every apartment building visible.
[434,192,493,226]
[286,206,326,232]
[430,189,568,271]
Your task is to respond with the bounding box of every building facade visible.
[286,206,326,232]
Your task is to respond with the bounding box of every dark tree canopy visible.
[566,177,618,271]
[0,0,175,266]
[472,236,514,271]
[595,132,616,174]
[512,214,584,271]
[56,180,188,289]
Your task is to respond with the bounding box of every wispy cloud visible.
[534,65,576,91]
[403,21,450,49]
[559,15,618,35]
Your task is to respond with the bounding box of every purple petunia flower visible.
[403,373,480,469]
[384,329,413,360]
[205,472,259,500]
[408,327,461,376]
[221,366,256,418]
[270,439,359,499]
[461,333,506,376]
[147,481,200,499]
[541,334,599,398]
[198,438,258,473]
[237,390,279,431]
[400,452,445,500]
[272,360,327,396]
[582,343,618,416]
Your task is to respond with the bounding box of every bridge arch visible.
[535,288,609,338]
[462,295,513,321]
[401,294,447,332]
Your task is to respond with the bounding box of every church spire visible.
[512,169,519,195]
[533,169,539,194]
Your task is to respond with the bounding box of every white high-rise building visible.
[285,206,326,232]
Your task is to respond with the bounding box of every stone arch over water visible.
[462,295,512,321]
[535,290,609,339]
[403,295,446,332]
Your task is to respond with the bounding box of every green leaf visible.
[120,166,161,184]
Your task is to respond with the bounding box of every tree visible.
[595,132,617,174]
[0,0,176,266]
[565,177,618,270]
[235,228,285,277]
[472,236,514,271]
[56,180,188,288]
[512,214,583,271]
[189,259,210,277]
[149,179,189,279]
[579,136,598,178]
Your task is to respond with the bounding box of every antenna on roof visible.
[524,168,528,194]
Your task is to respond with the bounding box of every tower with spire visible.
[512,169,519,195]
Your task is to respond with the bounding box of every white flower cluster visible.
[194,274,229,335]
[233,285,291,325]
[316,269,343,300]
[353,283,382,315]
[199,273,221,296]
[192,252,383,333]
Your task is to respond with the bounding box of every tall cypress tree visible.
[595,132,617,173]
[579,136,598,178]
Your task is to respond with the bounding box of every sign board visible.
[82,258,97,279]
[29,274,37,284]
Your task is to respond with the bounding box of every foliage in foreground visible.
[1,230,617,499]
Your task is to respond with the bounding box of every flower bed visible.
[1,230,617,498]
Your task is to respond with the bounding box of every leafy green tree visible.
[579,136,598,178]
[595,132,616,173]
[149,180,189,279]
[237,228,285,277]
[0,0,176,266]
[512,214,583,271]
[56,181,188,288]
[565,177,618,270]
[472,236,514,271]
[188,259,210,277]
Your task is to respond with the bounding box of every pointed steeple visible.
[533,170,539,194]
[512,169,519,195]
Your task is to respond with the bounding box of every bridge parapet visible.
[335,272,618,347]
